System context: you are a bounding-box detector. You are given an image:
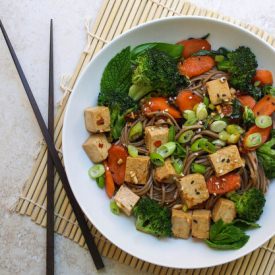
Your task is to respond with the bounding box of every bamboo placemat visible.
[14,0,275,274]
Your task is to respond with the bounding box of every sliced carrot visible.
[103,161,115,198]
[243,125,271,151]
[252,95,275,116]
[177,38,211,58]
[143,97,181,118]
[175,90,202,112]
[253,70,273,86]
[237,95,256,109]
[107,145,128,185]
[207,173,241,195]
[178,56,215,78]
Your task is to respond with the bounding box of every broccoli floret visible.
[217,46,258,91]
[129,49,189,101]
[98,47,137,139]
[228,188,266,222]
[243,106,255,126]
[133,197,172,237]
[257,136,275,179]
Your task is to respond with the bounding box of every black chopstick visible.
[47,19,55,275]
[0,20,104,270]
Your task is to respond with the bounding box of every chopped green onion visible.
[168,125,176,142]
[196,103,208,120]
[191,163,206,174]
[208,103,215,110]
[203,96,210,107]
[128,145,138,157]
[215,55,225,62]
[150,152,165,166]
[129,121,143,141]
[182,204,188,212]
[172,158,183,174]
[88,164,105,179]
[219,130,230,141]
[183,110,197,125]
[210,120,227,133]
[173,142,186,158]
[212,139,226,147]
[255,115,272,129]
[156,142,176,158]
[191,138,206,152]
[226,124,244,135]
[245,133,262,148]
[177,130,194,144]
[96,175,105,189]
[227,133,240,144]
[200,140,216,153]
[191,138,216,153]
[110,200,120,215]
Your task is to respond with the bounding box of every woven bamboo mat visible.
[15,0,275,274]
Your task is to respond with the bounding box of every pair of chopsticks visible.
[0,20,104,272]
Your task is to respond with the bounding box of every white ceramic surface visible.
[64,16,275,269]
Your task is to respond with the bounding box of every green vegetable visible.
[196,103,208,120]
[255,115,272,128]
[168,125,176,142]
[182,204,188,212]
[214,55,224,62]
[228,188,266,222]
[262,85,275,96]
[231,219,260,230]
[245,133,262,148]
[128,49,189,101]
[128,145,138,157]
[208,103,215,110]
[88,164,105,179]
[193,47,229,58]
[177,130,194,144]
[191,163,206,174]
[212,139,226,147]
[243,106,255,126]
[219,131,229,141]
[257,137,275,179]
[150,153,165,166]
[227,133,240,144]
[172,158,183,174]
[205,220,249,250]
[191,138,216,153]
[99,47,137,139]
[203,96,210,107]
[156,142,176,158]
[131,42,183,60]
[183,110,197,125]
[210,120,227,133]
[133,197,172,237]
[129,121,143,141]
[216,46,258,92]
[96,175,105,189]
[173,142,186,158]
[246,84,263,101]
[226,124,244,135]
[230,99,243,120]
[110,200,120,215]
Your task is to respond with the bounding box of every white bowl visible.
[63,16,275,269]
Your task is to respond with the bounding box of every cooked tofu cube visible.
[124,156,150,185]
[192,209,211,239]
[177,174,209,208]
[208,145,243,176]
[84,106,110,133]
[154,158,177,183]
[114,185,140,216]
[82,134,111,163]
[172,209,192,239]
[145,126,169,153]
[212,198,236,223]
[206,79,232,105]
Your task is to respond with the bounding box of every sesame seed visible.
[189,96,193,99]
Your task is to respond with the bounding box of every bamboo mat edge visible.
[14,0,275,274]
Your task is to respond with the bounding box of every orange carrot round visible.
[175,90,202,111]
[253,69,273,86]
[177,38,211,58]
[237,95,256,109]
[207,173,241,195]
[143,97,181,118]
[178,56,215,78]
[103,161,115,198]
[253,95,275,116]
[107,145,128,185]
[243,125,271,151]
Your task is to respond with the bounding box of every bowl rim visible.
[63,15,275,269]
